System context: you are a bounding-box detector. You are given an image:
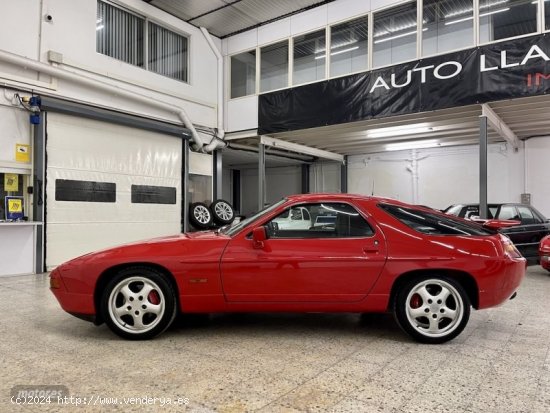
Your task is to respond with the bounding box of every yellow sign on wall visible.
[7,198,23,213]
[4,174,19,192]
[15,144,31,163]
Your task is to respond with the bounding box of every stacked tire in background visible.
[189,199,235,230]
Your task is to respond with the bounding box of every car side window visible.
[266,203,374,239]
[517,206,540,225]
[498,206,519,220]
[290,208,303,220]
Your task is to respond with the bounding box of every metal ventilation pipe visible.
[200,27,226,153]
[0,49,225,152]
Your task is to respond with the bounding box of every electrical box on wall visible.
[521,193,531,205]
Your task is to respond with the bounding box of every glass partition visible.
[293,29,326,85]
[330,16,369,77]
[231,50,256,98]
[423,0,474,56]
[373,2,418,68]
[260,40,289,92]
[479,0,537,43]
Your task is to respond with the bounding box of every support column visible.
[301,164,310,194]
[479,116,488,219]
[258,143,266,211]
[232,169,241,213]
[340,156,348,193]
[213,149,223,200]
[33,112,46,273]
[182,139,190,233]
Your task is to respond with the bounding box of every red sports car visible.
[539,235,550,271]
[50,194,525,344]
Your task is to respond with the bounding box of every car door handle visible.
[363,240,380,253]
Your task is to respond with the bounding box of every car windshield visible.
[222,199,287,236]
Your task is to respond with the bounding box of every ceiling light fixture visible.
[96,24,104,31]
[315,39,358,54]
[444,0,510,18]
[315,46,360,59]
[445,7,510,25]
[366,124,433,139]
[374,28,427,44]
[385,139,440,151]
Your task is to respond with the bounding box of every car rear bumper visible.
[478,258,526,309]
[540,254,550,270]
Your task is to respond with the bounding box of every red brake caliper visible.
[148,290,160,305]
[410,293,422,309]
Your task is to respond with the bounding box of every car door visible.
[220,202,387,303]
[497,205,530,249]
[515,205,549,257]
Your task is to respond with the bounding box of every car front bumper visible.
[50,268,96,320]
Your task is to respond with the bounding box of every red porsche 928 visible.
[50,194,525,344]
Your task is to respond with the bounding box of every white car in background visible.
[273,206,312,230]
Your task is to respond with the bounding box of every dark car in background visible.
[444,203,550,259]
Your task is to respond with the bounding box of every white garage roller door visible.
[46,113,182,269]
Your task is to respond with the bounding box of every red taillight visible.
[500,235,522,259]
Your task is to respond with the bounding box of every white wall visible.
[240,166,302,215]
[525,137,550,217]
[310,162,342,193]
[348,143,526,210]
[0,97,32,173]
[0,0,219,127]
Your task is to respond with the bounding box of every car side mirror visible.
[252,226,267,249]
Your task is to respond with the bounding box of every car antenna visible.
[371,179,375,196]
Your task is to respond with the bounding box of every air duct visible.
[0,49,225,152]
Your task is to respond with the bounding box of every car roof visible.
[453,203,528,208]
[286,193,407,205]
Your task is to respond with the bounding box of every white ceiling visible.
[144,0,333,38]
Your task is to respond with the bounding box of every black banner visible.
[258,33,550,134]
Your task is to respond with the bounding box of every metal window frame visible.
[258,38,291,94]
[291,27,328,87]
[99,0,191,83]
[228,48,258,99]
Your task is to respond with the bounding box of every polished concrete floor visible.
[1,266,549,413]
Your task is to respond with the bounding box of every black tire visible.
[394,275,470,344]
[189,202,213,229]
[100,266,177,340]
[210,199,235,225]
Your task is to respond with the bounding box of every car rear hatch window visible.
[379,204,491,236]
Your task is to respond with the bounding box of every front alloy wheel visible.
[394,276,470,344]
[101,267,177,340]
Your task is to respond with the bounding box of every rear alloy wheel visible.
[189,202,213,229]
[101,267,177,340]
[394,276,470,344]
[210,199,235,225]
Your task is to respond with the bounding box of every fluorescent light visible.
[445,16,473,25]
[385,139,440,151]
[315,46,359,59]
[374,29,427,44]
[96,24,104,31]
[444,0,510,18]
[315,39,358,54]
[374,30,415,44]
[445,7,510,25]
[96,18,102,23]
[480,7,510,17]
[367,124,433,139]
